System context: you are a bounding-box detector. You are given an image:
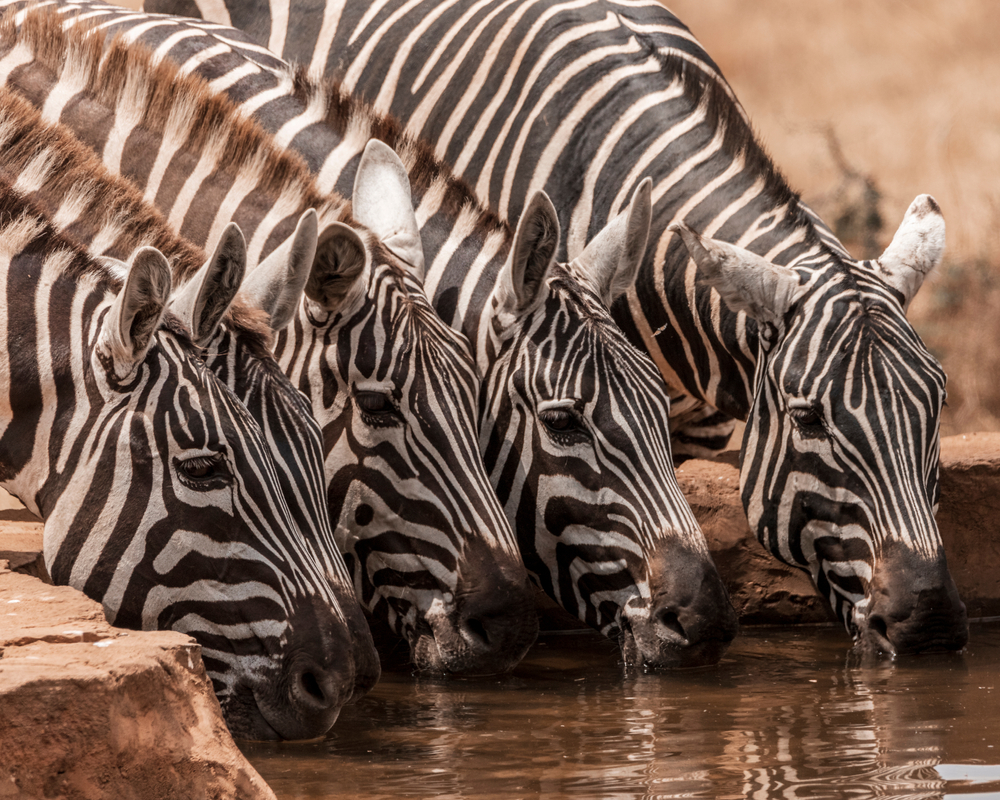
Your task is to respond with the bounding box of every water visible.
[242,622,1000,799]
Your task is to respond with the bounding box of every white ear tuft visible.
[669,222,803,326]
[875,194,945,311]
[352,139,425,279]
[170,222,246,346]
[577,178,652,305]
[241,209,318,331]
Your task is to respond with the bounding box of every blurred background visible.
[671,0,1000,435]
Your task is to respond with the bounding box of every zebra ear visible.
[669,222,804,327]
[577,178,652,305]
[170,223,246,347]
[241,209,318,331]
[306,222,369,312]
[875,194,944,312]
[498,191,560,315]
[97,246,172,378]
[352,139,425,279]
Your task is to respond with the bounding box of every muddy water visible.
[242,623,1000,799]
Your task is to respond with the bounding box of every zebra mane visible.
[0,168,193,344]
[649,47,821,240]
[0,75,273,347]
[288,67,513,244]
[0,7,356,247]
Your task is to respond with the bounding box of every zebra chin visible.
[617,611,738,671]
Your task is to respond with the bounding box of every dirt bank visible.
[0,565,275,800]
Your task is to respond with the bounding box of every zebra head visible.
[273,144,538,675]
[169,219,380,701]
[672,195,967,656]
[482,182,738,668]
[4,218,360,741]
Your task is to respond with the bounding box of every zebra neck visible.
[0,222,114,521]
[209,61,516,362]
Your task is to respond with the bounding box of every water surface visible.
[242,622,1000,799]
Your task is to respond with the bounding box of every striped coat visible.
[147,0,968,655]
[0,4,541,675]
[61,0,743,667]
[0,174,362,740]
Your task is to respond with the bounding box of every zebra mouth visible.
[217,681,284,741]
[618,616,733,670]
[411,627,447,673]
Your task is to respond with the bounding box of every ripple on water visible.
[239,623,1000,800]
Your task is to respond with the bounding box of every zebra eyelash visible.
[787,404,825,434]
[174,452,231,491]
[354,390,403,428]
[537,406,590,445]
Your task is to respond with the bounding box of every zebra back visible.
[170,0,969,655]
[0,3,541,675]
[66,0,743,667]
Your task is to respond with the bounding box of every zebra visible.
[146,0,969,655]
[0,81,382,707]
[35,0,743,667]
[0,5,543,675]
[0,171,371,739]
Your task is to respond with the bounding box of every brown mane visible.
[290,68,512,244]
[0,7,354,241]
[0,76,272,345]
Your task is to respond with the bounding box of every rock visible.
[0,567,275,800]
[937,432,1000,618]
[676,433,1000,624]
[0,510,47,583]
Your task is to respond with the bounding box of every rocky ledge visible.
[0,565,275,800]
[678,432,1000,623]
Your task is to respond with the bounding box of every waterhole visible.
[241,622,1000,799]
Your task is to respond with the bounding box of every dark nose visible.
[258,598,359,740]
[456,574,539,664]
[863,544,968,655]
[637,544,739,668]
[285,650,349,727]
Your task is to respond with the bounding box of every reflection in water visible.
[241,624,1000,799]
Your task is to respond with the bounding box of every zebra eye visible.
[355,390,401,426]
[176,453,229,489]
[539,408,588,442]
[789,405,824,431]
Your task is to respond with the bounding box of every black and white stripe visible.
[46,0,741,667]
[0,3,541,675]
[0,172,366,739]
[0,78,381,708]
[151,0,967,655]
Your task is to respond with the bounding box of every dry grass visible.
[669,0,1000,434]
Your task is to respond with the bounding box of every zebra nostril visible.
[655,607,688,643]
[462,616,491,649]
[299,670,326,703]
[288,661,340,714]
